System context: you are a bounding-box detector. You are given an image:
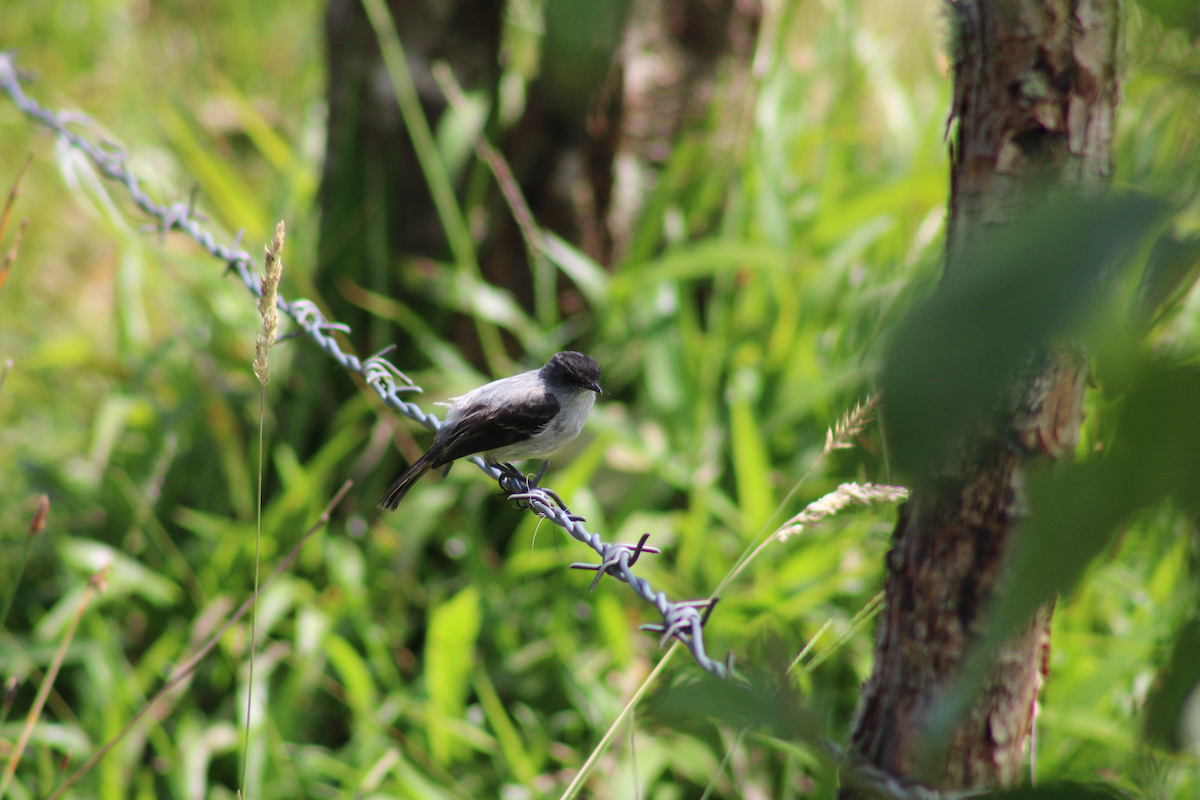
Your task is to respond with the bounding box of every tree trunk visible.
[319,0,505,356]
[844,0,1119,794]
[311,0,758,508]
[317,0,759,359]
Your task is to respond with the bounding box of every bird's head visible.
[544,351,602,394]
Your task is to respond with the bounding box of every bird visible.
[379,351,602,510]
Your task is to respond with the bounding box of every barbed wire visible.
[1,52,979,800]
[0,52,732,680]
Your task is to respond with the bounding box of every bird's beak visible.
[589,381,603,394]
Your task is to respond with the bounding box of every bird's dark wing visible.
[430,392,559,466]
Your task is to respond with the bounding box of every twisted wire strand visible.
[4,53,978,800]
[0,52,730,680]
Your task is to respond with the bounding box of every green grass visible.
[1,1,1199,798]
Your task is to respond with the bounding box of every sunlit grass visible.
[0,0,1198,798]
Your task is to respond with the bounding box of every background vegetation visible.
[1,1,1199,798]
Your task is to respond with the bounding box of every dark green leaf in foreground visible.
[991,363,1200,639]
[977,784,1124,800]
[649,672,825,745]
[1144,616,1200,751]
[1136,0,1200,39]
[880,195,1166,477]
[1137,230,1200,330]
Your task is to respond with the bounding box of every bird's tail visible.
[379,448,440,511]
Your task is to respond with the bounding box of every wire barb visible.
[570,533,662,590]
[639,597,720,649]
[0,51,734,681]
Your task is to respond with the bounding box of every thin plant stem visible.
[45,481,353,800]
[569,398,891,799]
[0,567,104,799]
[241,221,284,800]
[1,495,48,630]
[790,591,884,679]
[0,539,34,630]
[239,389,266,800]
[558,645,680,800]
[629,707,639,800]
[0,153,33,295]
[698,727,747,800]
[358,0,508,373]
[785,618,833,679]
[716,397,879,597]
[431,63,557,328]
[0,153,32,245]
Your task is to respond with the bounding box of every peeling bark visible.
[844,0,1119,794]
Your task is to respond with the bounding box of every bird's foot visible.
[497,462,582,520]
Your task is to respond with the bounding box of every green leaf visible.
[1144,616,1200,751]
[543,232,611,308]
[995,363,1200,638]
[977,785,1124,800]
[425,585,482,765]
[325,632,378,710]
[1135,0,1200,39]
[728,362,774,538]
[881,195,1166,476]
[473,666,537,783]
[1137,230,1200,329]
[157,103,268,241]
[610,240,793,299]
[649,671,825,744]
[61,538,179,606]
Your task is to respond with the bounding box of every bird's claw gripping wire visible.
[498,462,583,519]
[0,51,737,680]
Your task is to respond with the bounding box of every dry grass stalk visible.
[0,566,107,798]
[772,482,908,544]
[253,221,286,387]
[824,394,878,455]
[0,153,33,293]
[46,482,353,800]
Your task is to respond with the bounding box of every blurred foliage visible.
[0,1,1199,799]
[881,194,1168,478]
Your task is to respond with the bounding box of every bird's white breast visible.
[487,388,595,462]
